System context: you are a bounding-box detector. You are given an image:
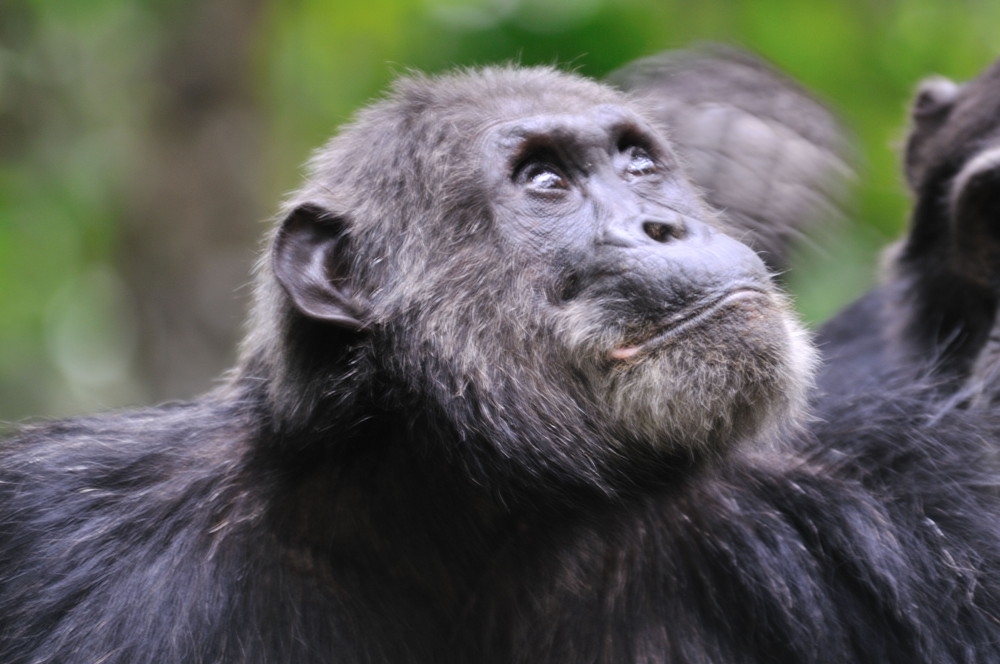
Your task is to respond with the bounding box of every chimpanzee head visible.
[241,67,815,494]
[904,59,1000,286]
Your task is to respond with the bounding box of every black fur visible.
[3,62,1000,664]
[817,57,1000,405]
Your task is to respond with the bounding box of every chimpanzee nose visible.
[641,218,686,243]
[603,215,688,248]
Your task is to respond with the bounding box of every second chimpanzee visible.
[816,56,1000,409]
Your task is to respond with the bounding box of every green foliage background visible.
[2,0,999,420]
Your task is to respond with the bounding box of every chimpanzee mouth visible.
[610,287,771,360]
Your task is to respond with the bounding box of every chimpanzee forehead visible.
[390,66,628,126]
[483,83,626,124]
[486,104,652,151]
[450,86,646,145]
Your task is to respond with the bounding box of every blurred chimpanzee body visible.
[3,59,1000,663]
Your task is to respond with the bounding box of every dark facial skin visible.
[484,104,773,364]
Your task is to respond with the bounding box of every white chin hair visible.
[573,291,816,454]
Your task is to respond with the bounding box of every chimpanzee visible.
[815,56,1000,407]
[2,57,1000,664]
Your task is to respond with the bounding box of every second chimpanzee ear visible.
[272,204,366,330]
[911,76,961,122]
[904,76,962,188]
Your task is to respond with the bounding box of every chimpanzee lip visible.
[610,286,771,360]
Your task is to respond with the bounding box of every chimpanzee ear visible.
[911,76,960,122]
[904,76,962,188]
[272,204,366,330]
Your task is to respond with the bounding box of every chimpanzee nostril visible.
[642,220,678,243]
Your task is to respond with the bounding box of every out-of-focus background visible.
[1,0,998,421]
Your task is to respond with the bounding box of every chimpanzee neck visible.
[234,367,702,648]
[245,403,533,614]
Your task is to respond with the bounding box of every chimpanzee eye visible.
[520,162,569,191]
[624,145,657,178]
